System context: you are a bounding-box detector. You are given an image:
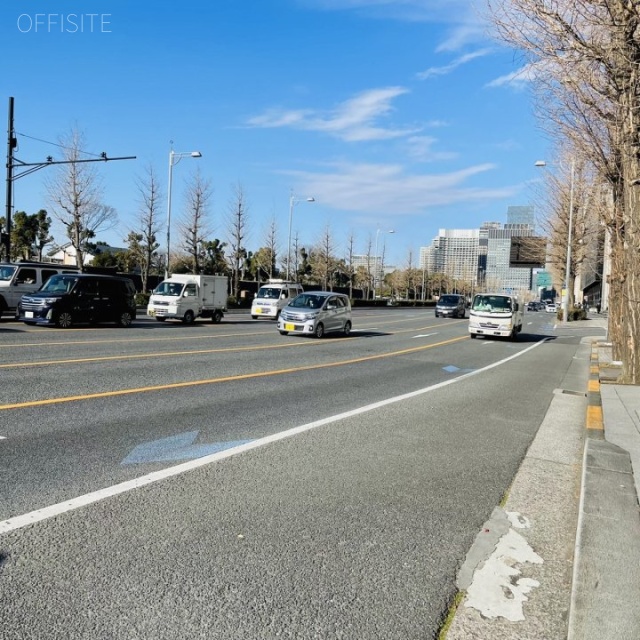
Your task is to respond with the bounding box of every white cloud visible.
[298,0,475,23]
[283,161,519,215]
[406,135,458,161]
[486,64,537,89]
[417,48,493,79]
[247,87,421,142]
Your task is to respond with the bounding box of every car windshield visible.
[289,294,326,309]
[257,287,282,299]
[472,295,513,312]
[439,296,459,305]
[0,265,16,281]
[41,274,78,293]
[154,281,184,296]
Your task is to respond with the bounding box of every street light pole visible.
[562,159,576,323]
[165,149,202,279]
[373,228,394,300]
[535,158,575,322]
[286,190,314,281]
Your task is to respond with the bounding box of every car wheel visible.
[343,320,352,337]
[56,311,73,328]
[155,317,166,322]
[470,333,477,339]
[251,315,258,320]
[459,310,465,319]
[182,310,195,324]
[314,323,325,339]
[212,310,223,324]
[118,311,133,327]
[279,330,288,335]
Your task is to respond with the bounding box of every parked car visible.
[435,294,466,318]
[527,301,539,311]
[0,261,80,318]
[545,303,558,313]
[277,292,352,338]
[17,273,137,328]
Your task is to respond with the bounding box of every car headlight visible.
[43,297,59,305]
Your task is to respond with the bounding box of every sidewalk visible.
[446,316,640,640]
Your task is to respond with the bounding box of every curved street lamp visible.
[166,149,202,279]
[286,191,315,281]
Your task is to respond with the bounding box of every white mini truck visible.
[147,274,228,324]
[468,292,523,340]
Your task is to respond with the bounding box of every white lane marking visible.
[0,339,547,535]
[0,436,6,440]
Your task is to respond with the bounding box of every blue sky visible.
[3,0,546,266]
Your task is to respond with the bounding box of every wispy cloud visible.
[417,48,493,79]
[283,161,518,215]
[298,0,475,23]
[406,135,458,161]
[486,64,537,89]
[299,0,489,50]
[248,87,421,142]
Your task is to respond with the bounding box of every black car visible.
[435,294,466,318]
[17,274,137,328]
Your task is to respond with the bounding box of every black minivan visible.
[17,274,137,328]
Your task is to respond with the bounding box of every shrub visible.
[135,292,150,307]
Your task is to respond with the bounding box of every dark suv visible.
[435,294,466,318]
[17,274,137,328]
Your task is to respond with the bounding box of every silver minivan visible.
[277,292,352,338]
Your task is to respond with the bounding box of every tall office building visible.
[507,206,535,227]
[418,207,540,295]
[420,229,480,284]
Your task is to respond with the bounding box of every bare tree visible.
[486,0,640,382]
[132,165,162,292]
[310,225,336,290]
[179,170,212,273]
[226,183,249,299]
[264,217,278,280]
[345,232,357,299]
[46,129,117,270]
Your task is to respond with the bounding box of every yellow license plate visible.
[284,323,295,331]
[256,308,262,314]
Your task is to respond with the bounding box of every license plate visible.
[25,311,34,318]
[284,323,295,331]
[256,308,262,314]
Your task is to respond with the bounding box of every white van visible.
[468,292,523,340]
[0,261,80,318]
[251,279,304,320]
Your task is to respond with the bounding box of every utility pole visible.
[5,97,136,261]
[5,97,16,259]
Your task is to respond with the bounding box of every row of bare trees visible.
[486,0,640,384]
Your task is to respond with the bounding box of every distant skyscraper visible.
[507,206,535,227]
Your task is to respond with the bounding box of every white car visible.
[545,303,558,313]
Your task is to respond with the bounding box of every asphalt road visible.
[0,308,604,639]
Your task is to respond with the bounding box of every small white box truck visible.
[147,274,228,324]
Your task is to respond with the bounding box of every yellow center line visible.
[1,321,453,368]
[0,340,321,369]
[0,335,468,410]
